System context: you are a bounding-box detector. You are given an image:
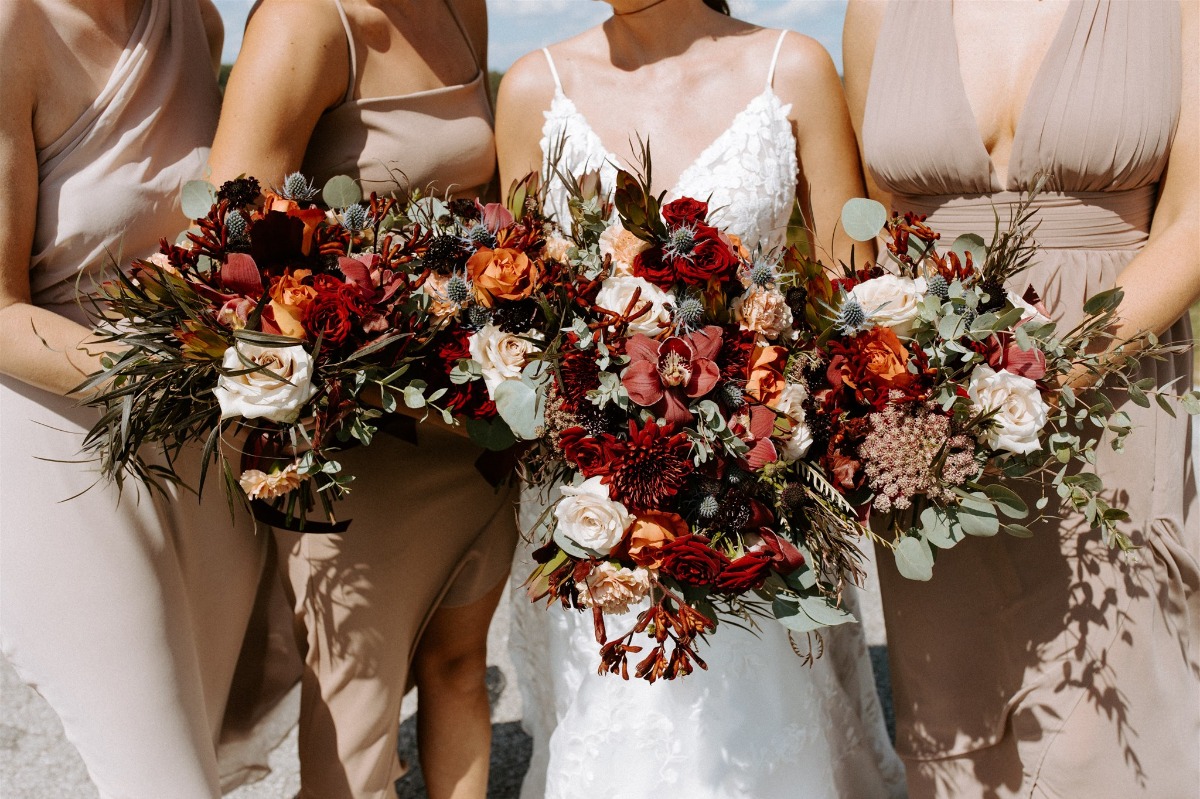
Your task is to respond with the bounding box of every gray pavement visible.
[0,535,892,799]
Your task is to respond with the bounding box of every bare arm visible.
[1109,0,1200,342]
[207,0,347,186]
[842,0,891,210]
[198,0,224,77]
[495,51,557,199]
[775,33,869,267]
[0,7,107,397]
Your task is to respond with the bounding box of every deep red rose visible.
[715,549,773,593]
[660,534,730,587]
[303,285,365,346]
[827,327,928,410]
[558,426,606,476]
[632,247,675,291]
[662,197,709,228]
[717,325,756,384]
[673,227,739,286]
[431,328,496,419]
[759,532,806,575]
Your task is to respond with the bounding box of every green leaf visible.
[181,180,217,219]
[841,198,887,242]
[1154,392,1177,418]
[938,314,963,340]
[322,175,363,209]
[1003,523,1035,539]
[465,417,517,451]
[773,594,855,633]
[1182,392,1200,415]
[402,386,426,408]
[894,536,934,581]
[494,378,545,440]
[919,505,962,549]
[983,483,1029,519]
[955,491,1000,536]
[1082,288,1124,316]
[950,233,987,265]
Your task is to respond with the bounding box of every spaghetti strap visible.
[766,29,788,88]
[442,0,482,72]
[542,48,564,95]
[331,0,357,104]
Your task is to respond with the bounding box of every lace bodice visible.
[538,32,798,253]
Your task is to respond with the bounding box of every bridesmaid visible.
[844,1,1198,796]
[208,1,516,797]
[0,1,270,797]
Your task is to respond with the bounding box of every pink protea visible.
[622,326,723,424]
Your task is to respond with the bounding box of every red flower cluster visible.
[633,199,740,290]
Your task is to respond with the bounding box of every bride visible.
[495,1,905,797]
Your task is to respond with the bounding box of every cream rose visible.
[850,274,927,337]
[770,382,814,460]
[544,233,573,263]
[599,223,650,276]
[214,342,318,423]
[468,323,543,394]
[594,275,673,337]
[577,562,651,614]
[967,365,1050,455]
[554,476,632,555]
[735,285,794,340]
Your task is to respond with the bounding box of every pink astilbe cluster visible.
[860,396,980,512]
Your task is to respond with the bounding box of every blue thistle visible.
[279,172,318,202]
[665,225,697,258]
[446,274,470,305]
[466,223,496,248]
[341,203,368,232]
[698,495,720,519]
[674,296,705,329]
[836,295,870,335]
[722,382,745,408]
[467,304,492,328]
[224,210,248,239]
[926,273,950,299]
[749,260,777,287]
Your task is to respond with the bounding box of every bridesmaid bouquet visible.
[76,174,544,530]
[822,191,1200,579]
[504,162,867,682]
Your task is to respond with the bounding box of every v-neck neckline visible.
[552,86,780,198]
[946,0,1077,190]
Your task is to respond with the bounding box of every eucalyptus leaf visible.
[402,386,425,408]
[465,417,517,452]
[1003,523,1035,538]
[841,198,887,242]
[181,180,217,219]
[894,536,934,581]
[983,483,1029,519]
[322,175,362,209]
[919,505,962,549]
[950,233,987,265]
[955,491,1000,536]
[494,378,545,440]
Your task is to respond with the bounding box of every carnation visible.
[239,463,303,500]
[598,224,650,276]
[734,284,794,340]
[577,562,651,614]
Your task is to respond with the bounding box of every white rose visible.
[577,562,651,615]
[850,274,927,337]
[967,365,1050,455]
[214,342,318,423]
[598,223,650,276]
[468,323,543,394]
[771,381,809,417]
[772,383,814,460]
[554,476,632,555]
[780,420,814,460]
[594,276,673,337]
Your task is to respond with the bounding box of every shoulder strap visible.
[766,29,788,88]
[331,0,357,104]
[542,47,565,95]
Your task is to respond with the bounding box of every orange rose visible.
[626,511,688,569]
[746,344,788,406]
[269,270,316,340]
[860,327,910,385]
[828,327,923,409]
[467,247,540,308]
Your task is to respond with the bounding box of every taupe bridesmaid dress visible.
[862,1,1198,797]
[0,1,276,795]
[272,1,516,796]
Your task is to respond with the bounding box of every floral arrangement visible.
[76,173,550,529]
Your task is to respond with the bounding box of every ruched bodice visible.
[860,3,1198,795]
[300,0,495,198]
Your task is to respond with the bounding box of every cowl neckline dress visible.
[862,1,1197,797]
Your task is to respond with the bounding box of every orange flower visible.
[269,270,316,340]
[859,327,910,385]
[746,344,788,406]
[466,247,540,308]
[627,511,687,569]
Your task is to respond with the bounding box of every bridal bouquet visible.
[76,174,545,529]
[511,164,867,682]
[820,192,1200,579]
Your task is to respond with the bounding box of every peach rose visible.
[269,270,316,340]
[746,344,788,406]
[239,463,303,500]
[544,234,573,263]
[627,510,687,569]
[598,224,650,276]
[467,247,540,307]
[423,272,460,320]
[577,563,651,615]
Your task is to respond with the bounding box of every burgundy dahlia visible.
[598,419,693,513]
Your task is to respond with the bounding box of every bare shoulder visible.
[844,0,889,31]
[770,31,842,104]
[232,0,346,108]
[243,0,344,54]
[0,3,44,109]
[497,48,557,113]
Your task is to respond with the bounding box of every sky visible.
[213,1,848,73]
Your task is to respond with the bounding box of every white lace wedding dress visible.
[509,33,907,799]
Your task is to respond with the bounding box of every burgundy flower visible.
[303,281,368,346]
[597,419,693,513]
[431,328,496,419]
[558,338,601,411]
[728,404,779,469]
[758,532,806,575]
[715,549,773,593]
[660,534,730,587]
[662,198,709,228]
[558,426,606,476]
[986,333,1048,381]
[673,227,739,286]
[632,247,675,291]
[622,326,723,425]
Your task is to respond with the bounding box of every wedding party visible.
[1,1,1197,798]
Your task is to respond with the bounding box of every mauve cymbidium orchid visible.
[621,326,724,424]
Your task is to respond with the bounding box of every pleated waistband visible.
[891,185,1155,250]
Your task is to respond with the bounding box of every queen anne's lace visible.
[514,56,907,799]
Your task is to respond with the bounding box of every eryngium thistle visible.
[216,176,261,207]
[666,225,697,258]
[445,275,470,304]
[279,172,319,202]
[341,203,369,231]
[466,223,496,248]
[224,210,248,239]
[749,260,777,287]
[836,296,869,334]
[926,273,950,299]
[721,382,745,408]
[698,495,720,519]
[467,304,492,328]
[673,296,705,328]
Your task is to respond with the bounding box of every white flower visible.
[780,420,814,460]
[770,381,809,416]
[214,342,318,423]
[598,223,650,276]
[850,274,927,337]
[1008,292,1052,326]
[544,233,573,263]
[594,276,673,337]
[554,476,632,555]
[967,365,1050,455]
[468,323,542,394]
[772,382,813,460]
[577,562,651,615]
